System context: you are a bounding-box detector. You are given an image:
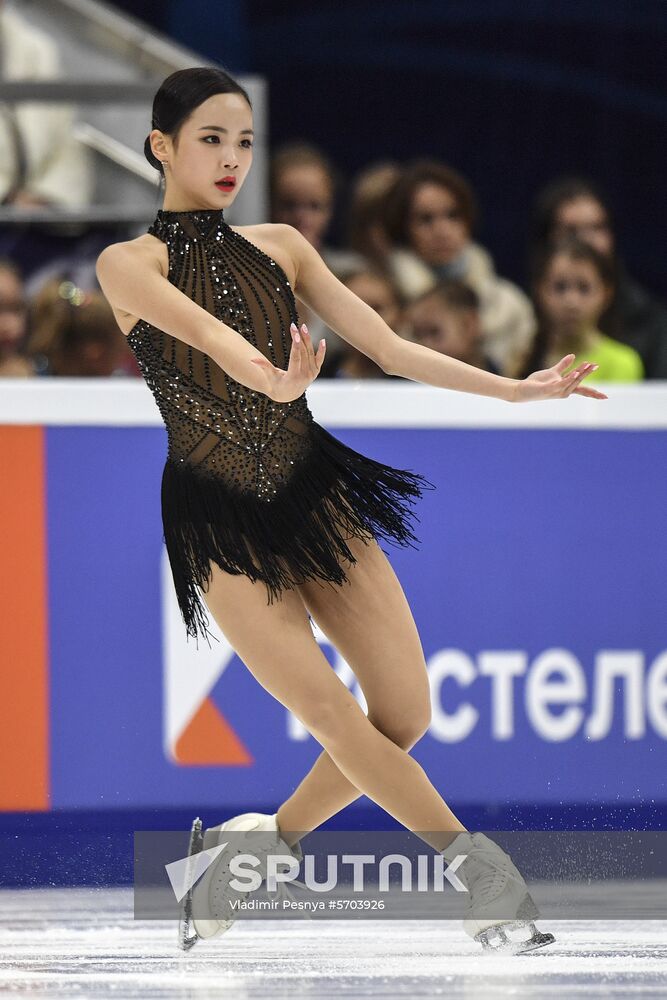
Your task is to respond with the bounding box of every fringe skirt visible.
[161,421,436,647]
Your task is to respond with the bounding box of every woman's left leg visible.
[276,532,466,845]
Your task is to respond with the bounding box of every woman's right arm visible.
[96,241,307,400]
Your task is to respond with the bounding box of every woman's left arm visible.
[284,225,606,403]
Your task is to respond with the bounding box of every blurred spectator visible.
[321,265,402,379]
[529,176,667,379]
[404,279,501,375]
[23,237,107,301]
[383,159,535,378]
[270,141,365,369]
[0,1,92,208]
[26,277,137,377]
[0,257,34,376]
[347,162,401,267]
[270,141,362,272]
[517,238,643,382]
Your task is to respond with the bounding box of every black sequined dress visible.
[126,207,434,645]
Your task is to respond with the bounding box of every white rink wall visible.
[1,380,667,428]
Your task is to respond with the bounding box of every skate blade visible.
[177,816,204,951]
[514,929,556,954]
[178,919,200,951]
[476,920,555,955]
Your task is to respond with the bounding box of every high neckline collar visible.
[153,206,227,240]
[156,207,225,219]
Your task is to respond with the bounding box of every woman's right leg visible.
[201,562,463,854]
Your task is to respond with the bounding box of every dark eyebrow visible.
[197,125,255,135]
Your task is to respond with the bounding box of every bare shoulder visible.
[229,221,298,288]
[96,232,167,274]
[96,234,168,336]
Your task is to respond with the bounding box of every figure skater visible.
[96,67,607,954]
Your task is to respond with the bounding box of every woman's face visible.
[272,164,333,246]
[553,197,614,258]
[537,253,611,334]
[406,295,478,361]
[153,92,254,210]
[406,183,470,265]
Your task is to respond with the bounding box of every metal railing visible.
[1,0,268,225]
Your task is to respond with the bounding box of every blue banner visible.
[43,424,666,810]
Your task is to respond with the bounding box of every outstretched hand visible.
[251,322,326,403]
[512,354,609,403]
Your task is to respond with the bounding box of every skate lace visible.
[265,843,311,912]
[212,840,309,908]
[266,872,312,913]
[465,846,523,905]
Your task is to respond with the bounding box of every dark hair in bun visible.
[143,66,252,178]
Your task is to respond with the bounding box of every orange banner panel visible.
[0,426,49,810]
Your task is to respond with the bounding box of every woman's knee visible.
[302,695,370,746]
[367,704,432,750]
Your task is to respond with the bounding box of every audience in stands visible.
[321,265,404,379]
[516,238,644,383]
[382,159,536,379]
[26,278,137,377]
[0,258,32,376]
[270,140,364,275]
[346,162,402,268]
[0,123,661,387]
[270,141,364,368]
[404,278,501,376]
[529,176,667,379]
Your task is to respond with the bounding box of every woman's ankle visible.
[274,810,302,849]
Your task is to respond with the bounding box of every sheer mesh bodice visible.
[127,208,313,498]
[125,207,434,646]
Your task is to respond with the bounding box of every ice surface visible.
[1,887,666,998]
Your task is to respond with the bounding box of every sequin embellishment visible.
[124,206,433,647]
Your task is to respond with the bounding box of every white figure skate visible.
[178,811,305,950]
[442,831,555,954]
